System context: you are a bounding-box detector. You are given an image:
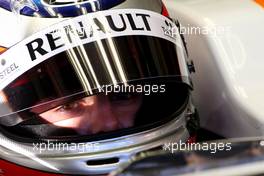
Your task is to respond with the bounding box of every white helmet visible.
[0,0,197,175]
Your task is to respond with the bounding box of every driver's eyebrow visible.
[30,94,93,114]
[30,92,139,114]
[30,98,56,114]
[30,97,73,114]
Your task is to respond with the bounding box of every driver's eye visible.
[57,101,80,112]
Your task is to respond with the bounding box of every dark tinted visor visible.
[0,9,191,140]
[0,35,190,126]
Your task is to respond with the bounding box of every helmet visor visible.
[0,9,191,140]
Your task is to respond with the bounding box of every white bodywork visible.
[164,0,264,137]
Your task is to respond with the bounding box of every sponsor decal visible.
[0,48,20,84]
[162,19,177,40]
[0,63,19,81]
[26,12,152,61]
[0,9,188,90]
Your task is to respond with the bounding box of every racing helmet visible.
[0,0,197,175]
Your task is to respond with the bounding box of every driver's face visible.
[37,93,142,135]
